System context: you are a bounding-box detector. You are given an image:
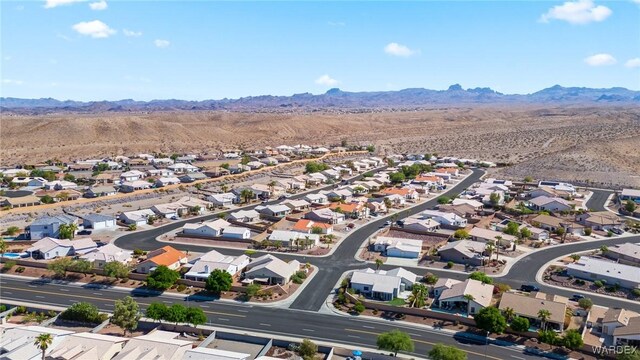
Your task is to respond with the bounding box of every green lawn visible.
[387,298,406,306]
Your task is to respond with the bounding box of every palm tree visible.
[463,294,475,315]
[240,189,254,203]
[503,307,516,322]
[484,243,494,265]
[34,333,53,360]
[408,284,427,308]
[375,259,383,270]
[221,184,229,193]
[68,223,79,239]
[0,238,7,257]
[493,236,502,261]
[537,309,551,331]
[267,180,277,197]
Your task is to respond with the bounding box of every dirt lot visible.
[2,106,638,187]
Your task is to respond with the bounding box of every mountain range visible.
[2,84,639,114]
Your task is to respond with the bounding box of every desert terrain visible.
[1,105,639,187]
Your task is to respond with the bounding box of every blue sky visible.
[1,0,639,101]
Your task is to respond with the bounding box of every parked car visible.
[396,220,405,227]
[77,230,92,235]
[383,220,392,227]
[571,294,585,301]
[170,216,178,220]
[611,228,624,235]
[520,284,540,292]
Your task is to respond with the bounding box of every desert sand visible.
[1,105,639,187]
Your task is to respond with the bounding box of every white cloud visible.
[44,0,85,9]
[2,79,24,85]
[540,0,612,25]
[384,42,417,57]
[154,39,170,48]
[315,74,339,86]
[123,29,142,37]
[584,53,617,66]
[633,0,640,4]
[89,0,107,10]
[72,20,116,38]
[625,58,640,68]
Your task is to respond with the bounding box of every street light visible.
[484,330,490,359]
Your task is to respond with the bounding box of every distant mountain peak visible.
[447,84,463,91]
[325,88,343,95]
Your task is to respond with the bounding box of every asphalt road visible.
[114,168,485,312]
[0,276,542,360]
[585,189,613,211]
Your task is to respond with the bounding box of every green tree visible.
[428,343,467,360]
[240,189,254,203]
[537,309,551,331]
[463,294,475,315]
[353,302,365,314]
[408,284,428,308]
[63,173,75,181]
[625,200,637,213]
[561,329,583,350]
[58,223,78,239]
[468,271,493,284]
[244,249,257,259]
[578,298,593,311]
[424,273,438,285]
[297,338,318,360]
[60,302,105,324]
[47,257,73,277]
[244,283,261,300]
[4,226,20,236]
[437,196,450,205]
[111,296,140,336]
[128,224,137,231]
[523,176,533,183]
[164,304,187,324]
[70,259,92,276]
[34,333,53,360]
[95,163,109,172]
[389,172,406,184]
[366,145,375,153]
[145,302,168,322]
[510,316,530,332]
[376,329,414,356]
[569,254,581,262]
[40,195,55,204]
[502,307,516,322]
[374,259,384,270]
[185,307,207,327]
[305,162,330,174]
[519,227,532,240]
[205,269,233,294]
[618,349,640,360]
[473,307,507,334]
[538,329,559,347]
[453,229,470,239]
[503,222,520,236]
[104,261,130,279]
[146,265,180,290]
[0,238,6,256]
[600,245,609,254]
[489,192,500,207]
[311,226,324,235]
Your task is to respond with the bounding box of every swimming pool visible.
[2,252,26,259]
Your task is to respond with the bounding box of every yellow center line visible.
[1,286,245,318]
[344,328,503,360]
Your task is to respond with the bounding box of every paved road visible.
[0,276,541,360]
[114,168,485,312]
[585,189,613,211]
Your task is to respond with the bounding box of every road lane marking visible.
[302,328,314,332]
[201,305,210,308]
[344,328,502,360]
[347,335,360,338]
[362,325,375,329]
[259,323,271,327]
[92,292,102,295]
[35,295,45,299]
[163,301,172,304]
[510,356,525,360]
[218,318,229,321]
[409,333,422,337]
[60,289,69,292]
[28,285,37,288]
[1,286,246,318]
[236,309,249,313]
[3,291,12,295]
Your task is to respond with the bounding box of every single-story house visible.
[120,209,156,226]
[292,219,333,234]
[184,250,250,280]
[328,201,370,219]
[179,173,208,183]
[576,211,622,231]
[381,187,419,201]
[228,209,260,223]
[136,246,188,274]
[567,256,640,290]
[281,199,311,212]
[433,278,493,315]
[28,214,78,240]
[155,177,181,187]
[306,208,345,224]
[438,240,486,266]
[182,219,230,237]
[27,237,96,259]
[469,227,516,248]
[82,213,117,230]
[620,188,640,203]
[499,291,568,331]
[420,210,467,228]
[151,203,188,219]
[120,170,145,182]
[244,254,300,285]
[528,196,572,212]
[119,180,151,193]
[44,180,78,191]
[80,243,132,268]
[255,204,291,218]
[604,243,640,267]
[304,193,328,205]
[268,230,320,248]
[373,236,422,259]
[85,185,118,198]
[207,192,238,206]
[350,267,418,301]
[402,217,441,233]
[222,226,251,239]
